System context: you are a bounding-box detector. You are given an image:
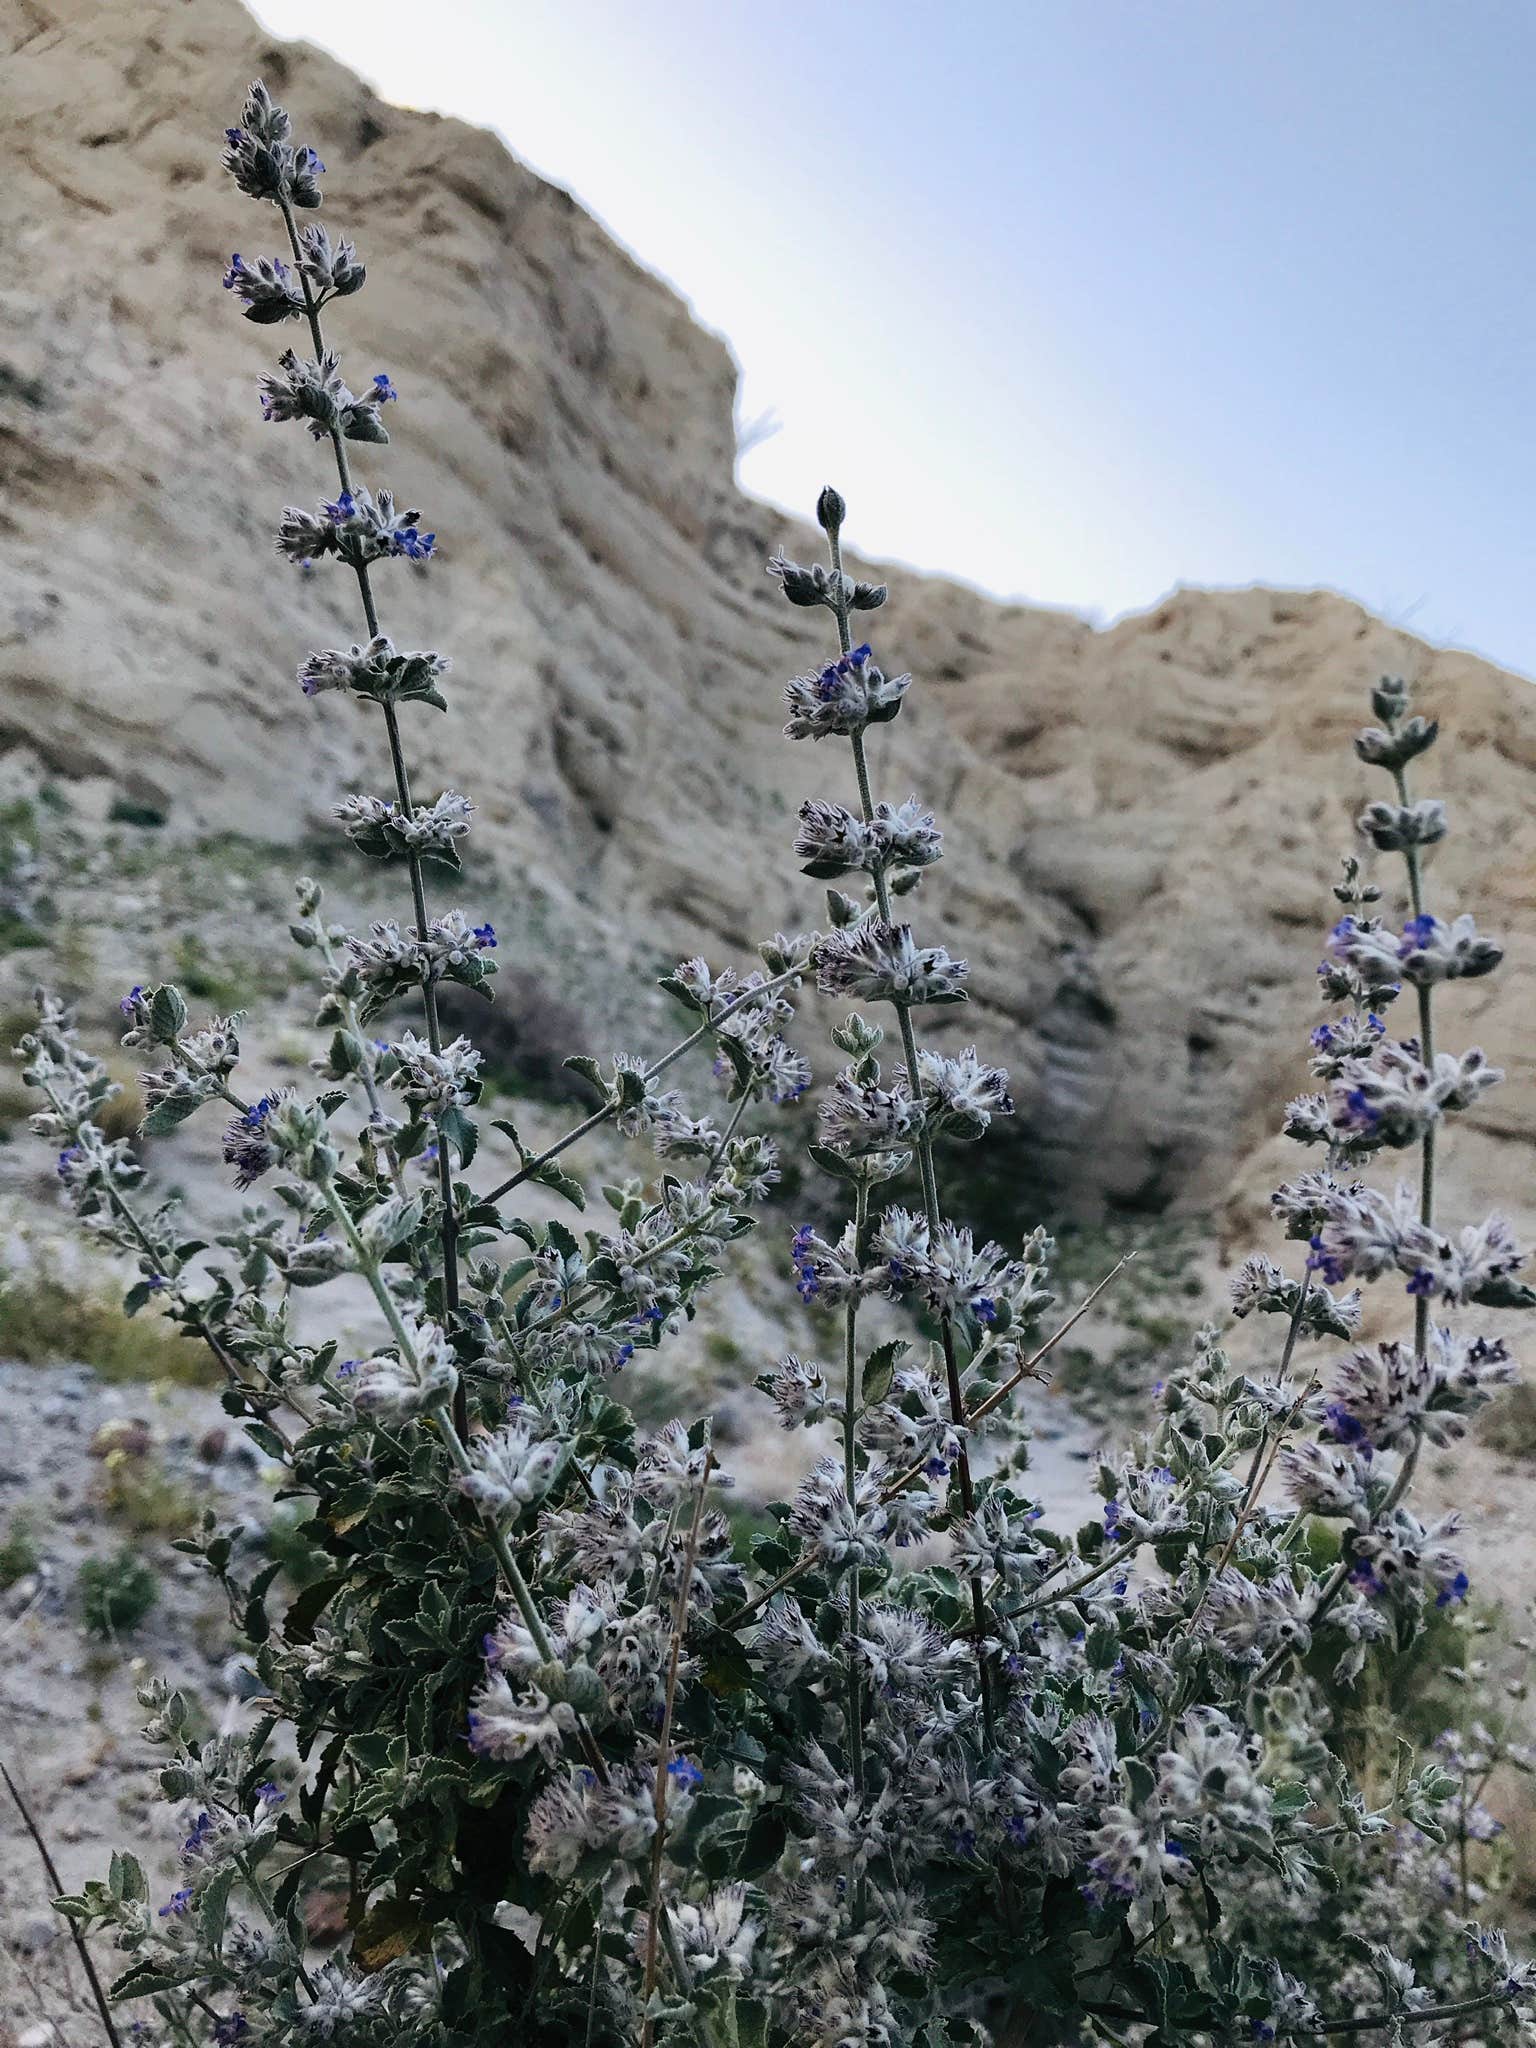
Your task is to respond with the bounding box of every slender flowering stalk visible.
[639,1449,716,2048]
[821,488,995,1732]
[261,141,469,1427]
[1256,679,1472,1687]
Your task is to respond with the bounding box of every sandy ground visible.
[0,1363,281,2036]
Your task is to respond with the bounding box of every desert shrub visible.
[0,1266,219,1386]
[0,1512,40,1589]
[1480,1380,1536,1458]
[0,795,51,950]
[99,1449,201,1539]
[29,79,1536,2048]
[173,932,260,1013]
[79,1548,160,1638]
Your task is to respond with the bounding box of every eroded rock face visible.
[4,0,1535,1239]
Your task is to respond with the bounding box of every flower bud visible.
[1354,715,1438,772]
[1370,674,1412,724]
[815,485,846,534]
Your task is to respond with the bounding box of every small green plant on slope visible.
[79,1548,160,1639]
[20,77,1536,2048]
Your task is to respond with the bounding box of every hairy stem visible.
[275,190,465,1432]
[842,1180,869,1919]
[1,1758,123,2048]
[639,1452,714,2048]
[482,957,811,1206]
[719,1259,1130,1634]
[827,519,995,1740]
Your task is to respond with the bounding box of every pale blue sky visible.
[251,0,1536,676]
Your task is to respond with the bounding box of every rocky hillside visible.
[4,0,1535,1241]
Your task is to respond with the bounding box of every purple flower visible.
[1323,1402,1370,1448]
[119,984,143,1015]
[182,1810,216,1860]
[1436,1569,1471,1609]
[372,373,398,402]
[971,1294,998,1324]
[255,1780,285,1807]
[472,923,496,948]
[214,2018,250,2046]
[158,1887,193,1918]
[223,1095,277,1190]
[1307,1232,1349,1285]
[1342,1087,1380,1130]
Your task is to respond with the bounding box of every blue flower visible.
[1342,1087,1380,1130]
[213,2017,250,2046]
[1436,1569,1471,1609]
[158,1887,193,1918]
[255,1780,285,1807]
[391,525,436,560]
[372,373,398,402]
[182,1810,216,1859]
[667,1756,703,1789]
[791,1224,821,1301]
[1307,1232,1349,1285]
[971,1294,998,1324]
[1324,1402,1369,1448]
[223,1095,277,1190]
[472,922,496,948]
[323,491,356,524]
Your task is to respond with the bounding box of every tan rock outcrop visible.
[4,0,1534,1247]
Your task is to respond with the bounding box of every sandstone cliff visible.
[4,0,1534,1243]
